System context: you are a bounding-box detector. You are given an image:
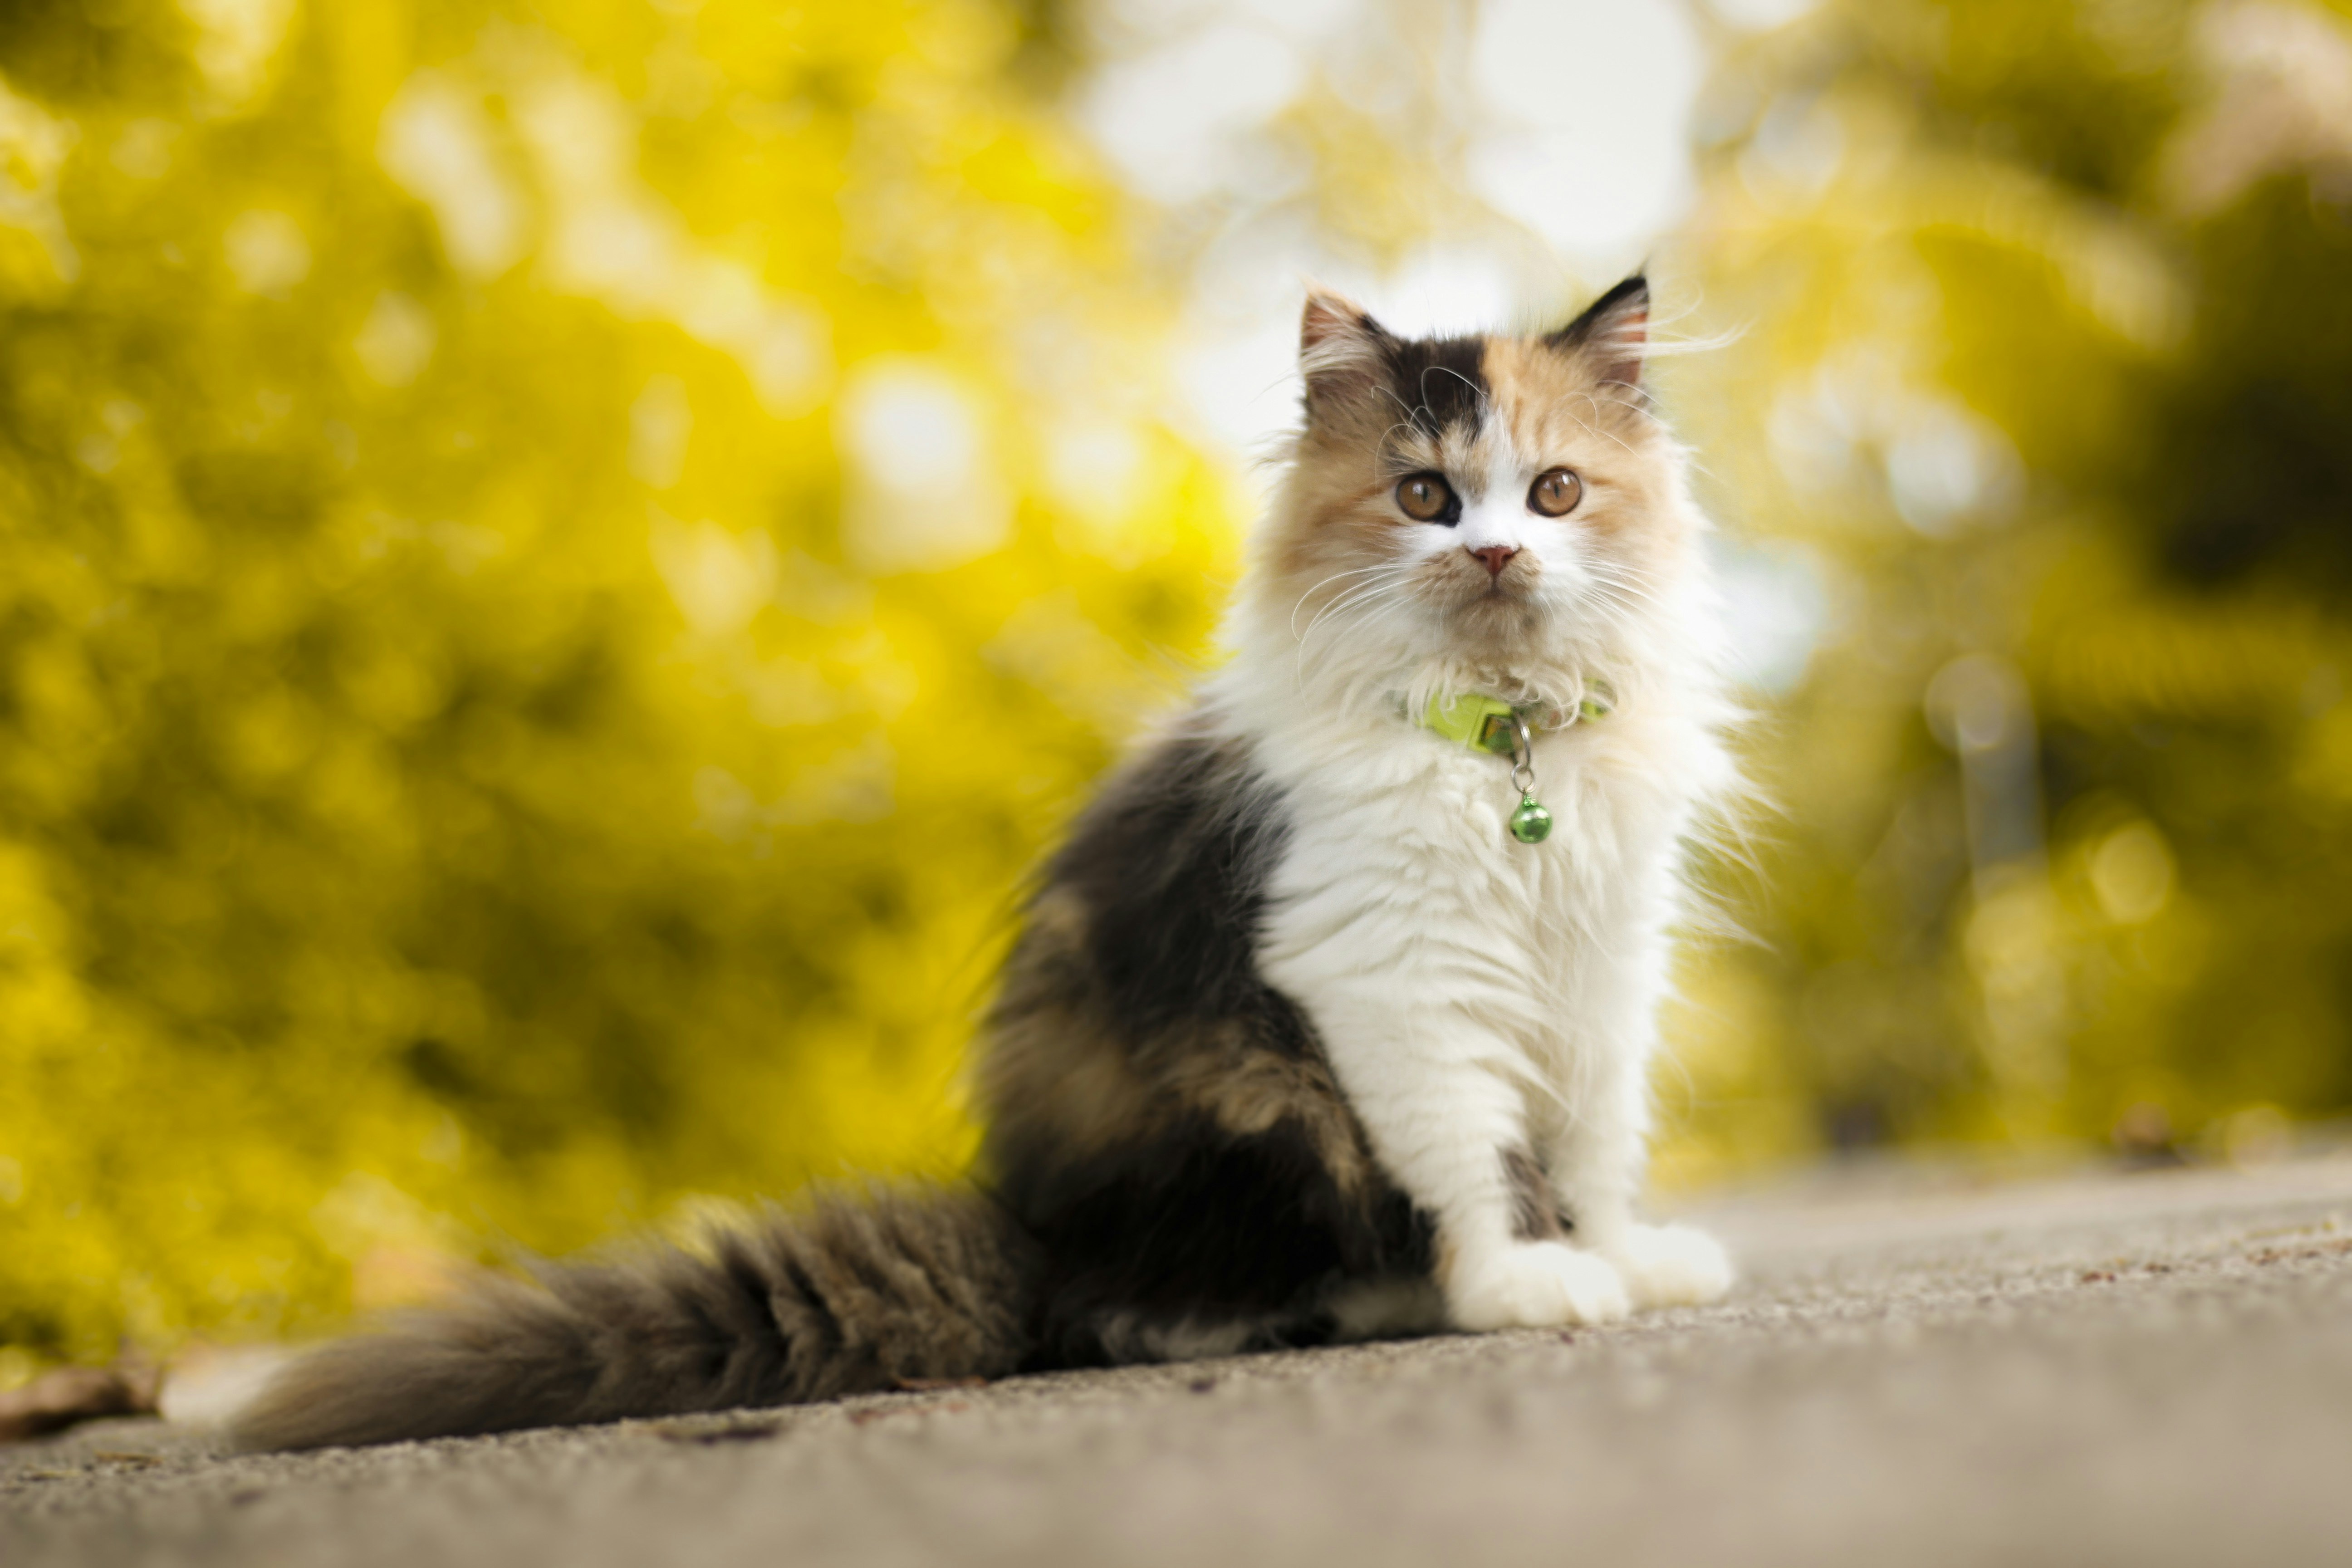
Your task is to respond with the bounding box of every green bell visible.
[1509,794,1553,844]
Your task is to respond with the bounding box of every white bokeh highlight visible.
[837,359,1012,574]
[1466,0,1705,261]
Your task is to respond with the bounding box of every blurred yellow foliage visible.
[0,0,1229,1369]
[1663,0,2352,1175]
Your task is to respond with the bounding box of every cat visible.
[233,275,1741,1450]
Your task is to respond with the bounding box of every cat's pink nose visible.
[1469,545,1518,578]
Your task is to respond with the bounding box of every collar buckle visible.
[1421,681,1614,755]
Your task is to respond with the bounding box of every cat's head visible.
[1250,277,1707,697]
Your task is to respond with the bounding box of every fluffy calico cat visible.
[235,275,1740,1450]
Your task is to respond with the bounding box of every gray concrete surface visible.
[7,1153,2352,1567]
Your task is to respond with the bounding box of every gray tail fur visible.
[231,1184,1042,1452]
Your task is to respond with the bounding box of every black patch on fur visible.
[1382,332,1489,441]
[986,729,1434,1364]
[1017,1114,1431,1367]
[1302,309,1488,447]
[1037,731,1312,1050]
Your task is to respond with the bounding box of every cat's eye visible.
[1395,472,1458,524]
[1529,469,1583,517]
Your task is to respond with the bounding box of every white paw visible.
[1605,1223,1735,1309]
[1446,1242,1631,1332]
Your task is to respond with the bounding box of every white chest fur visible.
[1250,701,1705,1073]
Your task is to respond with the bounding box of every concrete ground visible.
[7,1153,2352,1568]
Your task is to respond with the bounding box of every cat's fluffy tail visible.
[230,1184,1041,1451]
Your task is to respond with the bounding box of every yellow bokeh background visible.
[5,0,2352,1378]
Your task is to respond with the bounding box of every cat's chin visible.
[1420,593,1572,663]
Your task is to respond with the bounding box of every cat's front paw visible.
[1446,1241,1631,1332]
[1604,1222,1734,1309]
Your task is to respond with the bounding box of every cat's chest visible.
[1265,730,1646,929]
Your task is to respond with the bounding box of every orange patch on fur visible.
[1479,336,1694,572]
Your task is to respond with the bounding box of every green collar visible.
[1421,683,1614,755]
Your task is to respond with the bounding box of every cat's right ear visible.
[1299,289,1392,424]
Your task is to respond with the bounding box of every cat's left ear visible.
[1545,275,1649,389]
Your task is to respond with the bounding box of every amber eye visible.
[1528,468,1583,517]
[1395,472,1458,524]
